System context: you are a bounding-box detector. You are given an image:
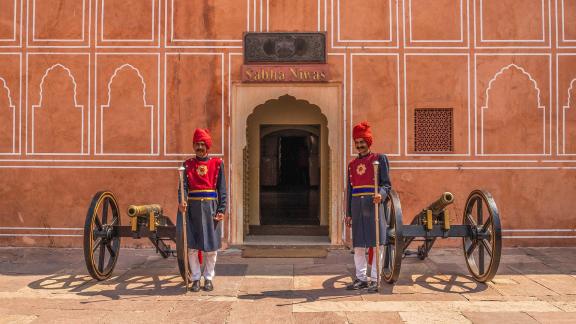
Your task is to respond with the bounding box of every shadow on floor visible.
[25,267,487,303]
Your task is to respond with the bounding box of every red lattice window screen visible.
[414,108,453,153]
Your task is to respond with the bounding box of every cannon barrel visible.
[426,192,454,215]
[127,204,162,217]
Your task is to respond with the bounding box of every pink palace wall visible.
[0,0,575,247]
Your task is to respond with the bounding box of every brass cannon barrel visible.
[427,192,454,215]
[127,204,162,217]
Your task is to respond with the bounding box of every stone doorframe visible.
[230,83,344,245]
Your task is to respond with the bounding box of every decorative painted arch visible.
[480,63,546,155]
[98,63,155,155]
[562,78,576,154]
[31,64,85,154]
[0,77,16,154]
[35,64,82,108]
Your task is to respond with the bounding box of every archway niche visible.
[230,84,343,245]
[246,95,328,233]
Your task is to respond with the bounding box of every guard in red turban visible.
[345,121,391,293]
[352,121,373,147]
[193,128,212,150]
[179,127,226,292]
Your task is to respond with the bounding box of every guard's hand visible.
[345,217,352,228]
[214,212,224,222]
[373,193,382,204]
[178,202,187,213]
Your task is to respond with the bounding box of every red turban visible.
[193,128,212,150]
[352,121,373,147]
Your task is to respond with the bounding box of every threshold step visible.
[241,244,329,258]
[249,225,328,236]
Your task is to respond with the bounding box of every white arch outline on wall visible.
[480,63,546,155]
[0,77,16,153]
[562,78,576,154]
[31,64,85,154]
[99,64,154,155]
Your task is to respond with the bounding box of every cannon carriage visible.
[381,189,502,284]
[83,191,189,281]
[83,188,501,287]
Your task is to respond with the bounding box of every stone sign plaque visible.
[242,65,329,82]
[243,32,326,64]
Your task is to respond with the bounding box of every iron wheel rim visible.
[83,191,121,281]
[381,189,404,284]
[462,190,502,283]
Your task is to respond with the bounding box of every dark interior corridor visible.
[259,127,320,226]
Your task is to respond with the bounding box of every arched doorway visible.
[260,127,320,226]
[230,84,343,245]
[244,95,329,240]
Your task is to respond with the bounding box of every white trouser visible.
[188,249,217,281]
[354,246,383,282]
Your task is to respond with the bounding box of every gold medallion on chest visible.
[196,165,208,176]
[356,163,366,175]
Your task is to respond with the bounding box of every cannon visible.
[83,191,188,281]
[381,189,502,284]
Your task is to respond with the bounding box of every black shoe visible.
[203,279,214,291]
[346,279,368,290]
[190,280,200,292]
[366,281,379,293]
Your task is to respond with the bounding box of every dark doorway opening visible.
[258,126,321,227]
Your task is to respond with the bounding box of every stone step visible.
[249,225,329,236]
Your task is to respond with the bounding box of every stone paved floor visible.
[0,247,575,323]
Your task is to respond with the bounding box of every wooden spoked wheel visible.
[381,189,404,284]
[83,191,121,281]
[462,190,502,283]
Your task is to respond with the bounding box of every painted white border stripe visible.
[2,234,573,239]
[403,53,471,156]
[504,236,576,239]
[100,0,156,42]
[0,234,82,237]
[0,166,178,169]
[169,0,249,44]
[1,234,573,239]
[0,227,82,230]
[2,166,576,170]
[2,159,574,163]
[475,0,551,49]
[331,0,399,49]
[2,227,572,232]
[350,53,401,157]
[503,229,576,232]
[266,0,322,32]
[163,53,225,156]
[0,0,18,41]
[479,0,546,42]
[28,0,91,48]
[408,0,464,43]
